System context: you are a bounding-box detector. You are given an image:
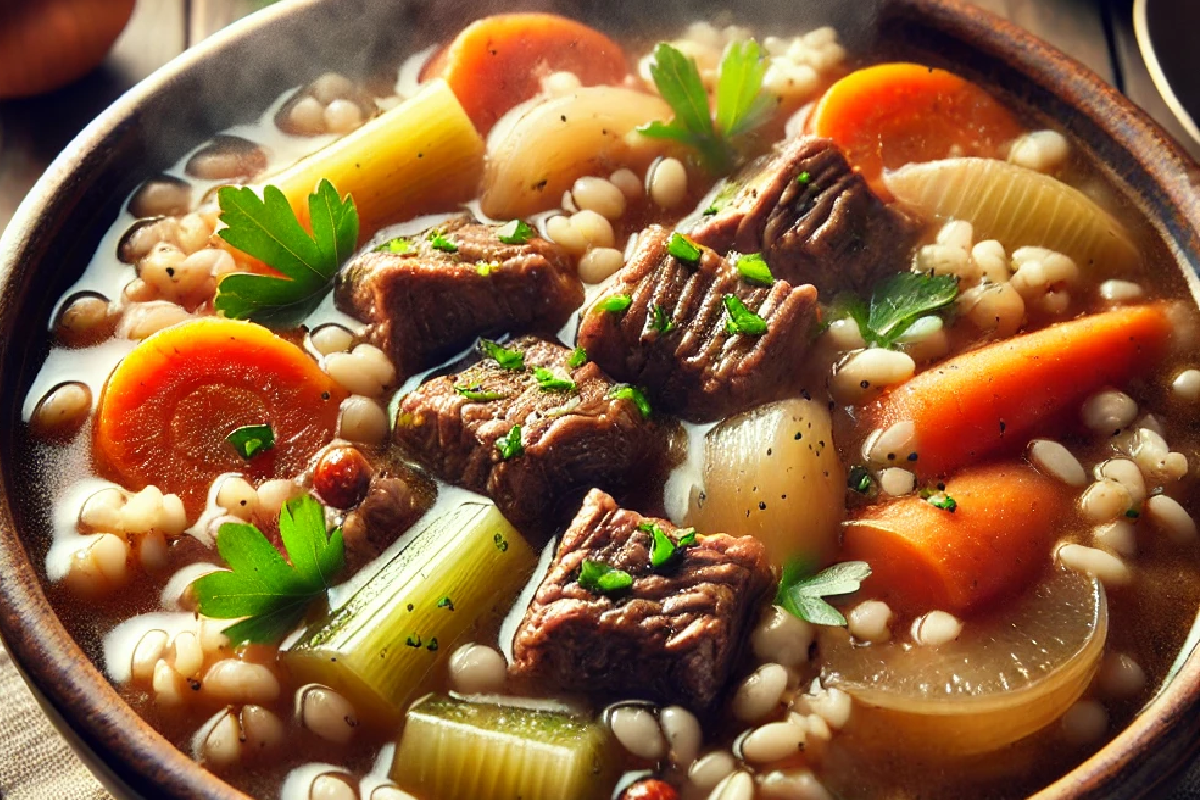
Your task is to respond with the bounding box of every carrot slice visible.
[94,318,347,516]
[843,463,1068,614]
[420,13,629,134]
[809,62,1023,192]
[864,303,1175,479]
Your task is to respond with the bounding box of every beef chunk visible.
[575,225,818,422]
[509,489,772,711]
[336,214,584,378]
[311,444,437,572]
[685,136,916,295]
[393,337,671,537]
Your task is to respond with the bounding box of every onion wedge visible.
[820,568,1107,756]
[883,157,1140,274]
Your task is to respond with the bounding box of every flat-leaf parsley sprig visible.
[776,559,872,627]
[214,178,359,325]
[192,494,344,646]
[639,39,774,174]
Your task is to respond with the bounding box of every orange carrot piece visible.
[843,463,1068,614]
[809,62,1023,193]
[420,13,629,134]
[865,303,1175,479]
[94,318,347,516]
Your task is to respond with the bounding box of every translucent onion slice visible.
[481,86,675,219]
[686,398,846,567]
[820,568,1107,756]
[883,157,1140,274]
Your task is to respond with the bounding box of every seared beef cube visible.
[311,444,437,572]
[393,337,670,536]
[509,489,772,711]
[685,136,916,295]
[336,214,584,377]
[575,225,818,422]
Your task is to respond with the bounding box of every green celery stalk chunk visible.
[392,693,615,800]
[282,502,536,728]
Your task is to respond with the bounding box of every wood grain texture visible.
[969,0,1115,83]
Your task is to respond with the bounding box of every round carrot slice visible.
[809,62,1023,192]
[420,13,629,134]
[94,318,347,516]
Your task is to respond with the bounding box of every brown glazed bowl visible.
[2,0,1200,798]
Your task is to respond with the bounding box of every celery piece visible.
[392,693,614,800]
[282,502,536,727]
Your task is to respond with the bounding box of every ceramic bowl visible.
[2,0,1199,798]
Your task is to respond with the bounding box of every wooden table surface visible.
[0,0,1198,798]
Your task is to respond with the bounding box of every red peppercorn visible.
[621,778,680,800]
[312,446,372,509]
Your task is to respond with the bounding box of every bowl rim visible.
[2,0,1200,798]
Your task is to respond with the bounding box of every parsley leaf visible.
[214,179,358,325]
[833,272,959,348]
[479,339,525,371]
[454,383,507,402]
[776,560,872,627]
[723,294,768,335]
[639,40,772,174]
[597,294,633,314]
[734,253,774,286]
[567,346,589,369]
[703,180,742,216]
[497,219,534,245]
[374,236,413,254]
[534,367,576,393]
[927,493,958,512]
[578,560,634,594]
[497,425,524,459]
[639,521,697,569]
[651,304,675,334]
[192,495,343,646]
[848,465,873,494]
[609,384,652,418]
[668,232,702,264]
[226,424,275,460]
[796,171,812,186]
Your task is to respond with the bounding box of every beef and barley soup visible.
[18,10,1200,800]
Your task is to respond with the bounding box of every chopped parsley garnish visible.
[1125,507,1141,519]
[832,272,959,349]
[638,40,773,174]
[776,559,872,627]
[475,260,500,276]
[534,367,576,393]
[437,596,455,611]
[640,521,698,569]
[375,236,413,254]
[578,560,634,594]
[723,294,768,335]
[567,346,589,368]
[497,219,535,245]
[191,495,343,646]
[734,252,774,286]
[609,384,652,418]
[428,229,459,253]
[479,338,525,371]
[454,383,507,402]
[651,304,675,334]
[214,179,358,325]
[927,493,958,512]
[597,294,633,314]
[226,424,275,460]
[796,171,812,185]
[496,425,524,459]
[848,465,873,494]
[667,232,702,264]
[703,180,741,216]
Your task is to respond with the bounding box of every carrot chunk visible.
[865,303,1175,479]
[843,463,1069,614]
[809,62,1023,192]
[420,13,630,134]
[94,318,347,515]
